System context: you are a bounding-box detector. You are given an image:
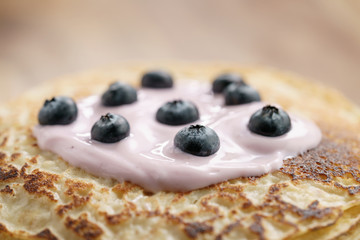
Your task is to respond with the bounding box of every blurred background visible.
[0,0,359,104]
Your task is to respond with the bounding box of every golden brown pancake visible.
[0,62,359,240]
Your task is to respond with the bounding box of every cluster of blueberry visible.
[37,70,291,157]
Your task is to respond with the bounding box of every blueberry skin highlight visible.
[156,100,199,126]
[101,82,137,106]
[91,113,130,143]
[141,70,173,88]
[224,83,261,105]
[212,73,245,93]
[174,125,220,156]
[248,105,291,137]
[38,96,78,125]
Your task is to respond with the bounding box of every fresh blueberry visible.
[174,125,220,156]
[101,82,137,106]
[156,100,199,126]
[212,73,245,93]
[141,70,173,88]
[248,105,291,137]
[38,96,78,125]
[224,83,261,105]
[91,113,130,143]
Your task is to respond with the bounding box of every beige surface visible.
[0,0,360,104]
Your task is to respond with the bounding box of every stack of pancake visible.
[0,63,359,240]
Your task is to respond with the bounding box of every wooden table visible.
[0,0,359,104]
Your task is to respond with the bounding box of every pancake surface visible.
[0,62,359,240]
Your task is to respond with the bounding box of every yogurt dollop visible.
[33,81,321,192]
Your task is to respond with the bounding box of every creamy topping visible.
[33,81,321,192]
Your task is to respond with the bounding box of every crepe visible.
[0,62,359,240]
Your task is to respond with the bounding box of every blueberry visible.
[141,70,173,88]
[248,105,291,137]
[91,113,130,143]
[156,100,199,126]
[212,73,245,93]
[38,96,78,125]
[174,125,220,156]
[224,83,261,105]
[101,82,137,106]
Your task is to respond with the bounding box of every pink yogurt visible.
[33,81,321,192]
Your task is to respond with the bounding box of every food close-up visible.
[1,1,360,240]
[0,63,359,240]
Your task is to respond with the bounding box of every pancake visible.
[0,62,359,240]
